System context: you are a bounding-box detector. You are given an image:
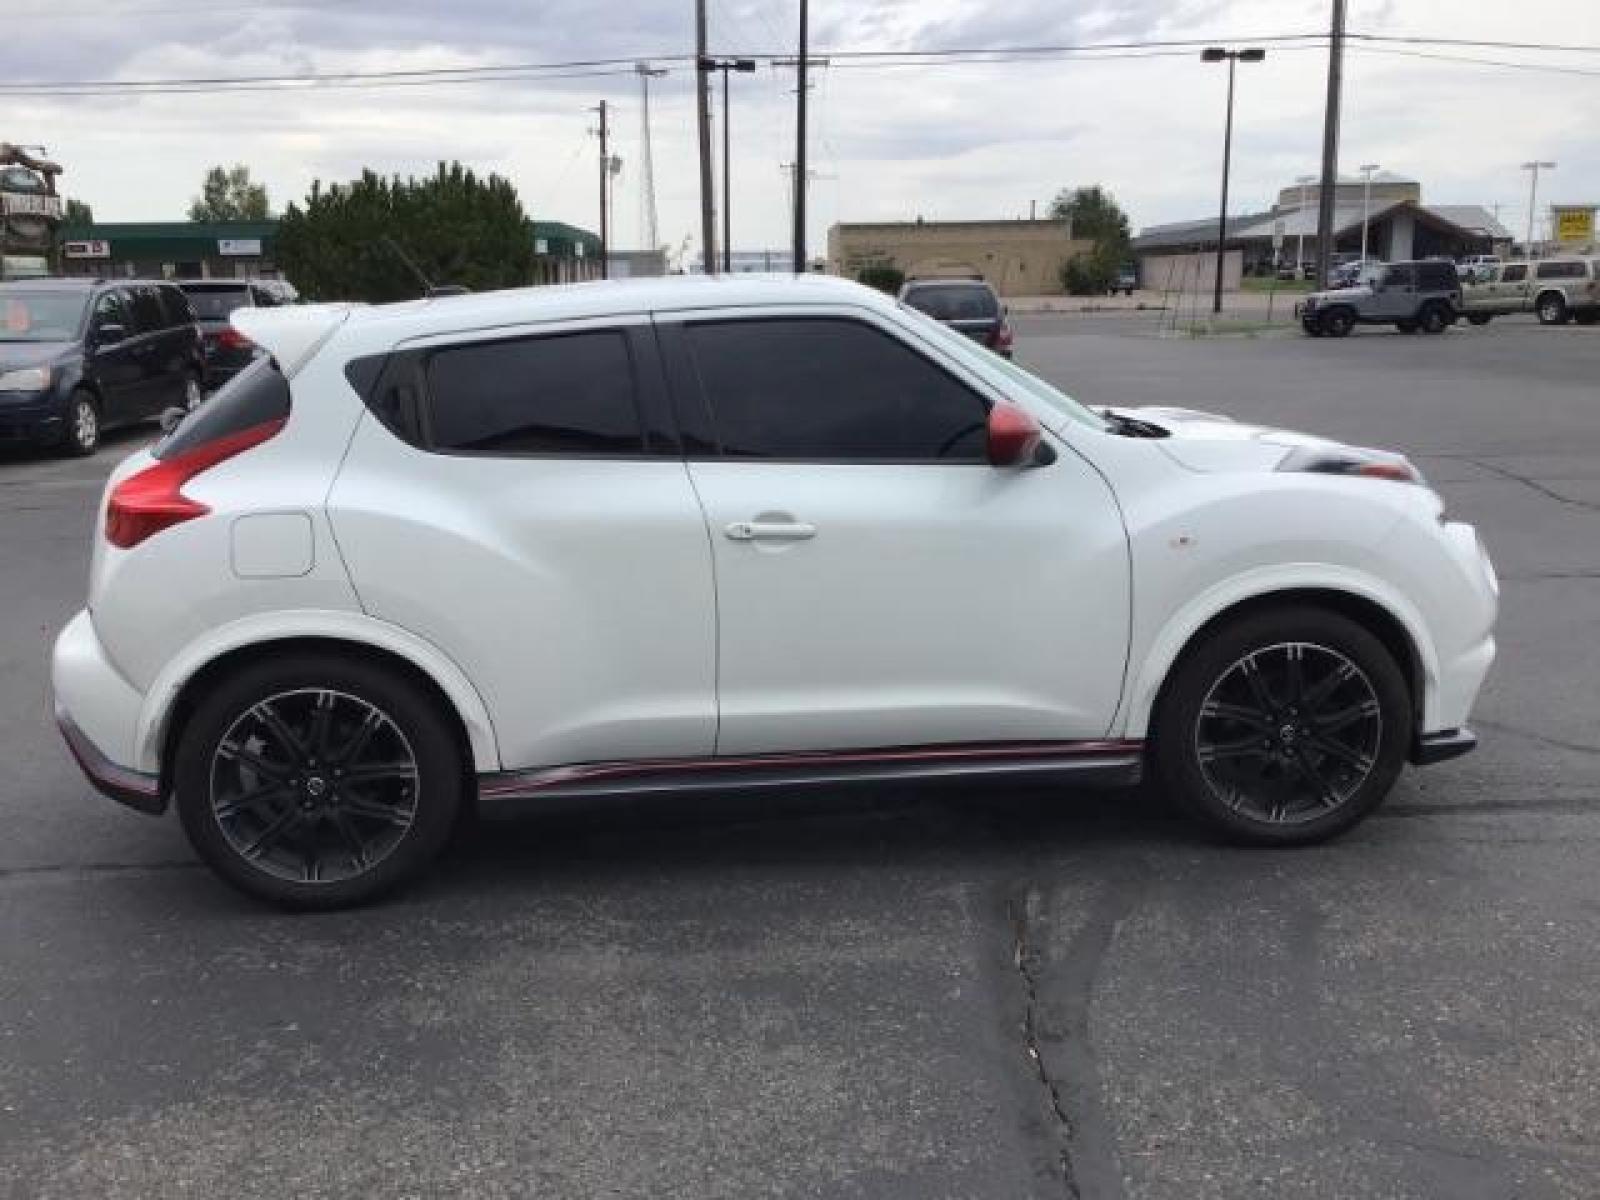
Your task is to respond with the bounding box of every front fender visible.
[132,609,502,774]
[1119,563,1440,739]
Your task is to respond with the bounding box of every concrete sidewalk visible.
[1006,288,1306,321]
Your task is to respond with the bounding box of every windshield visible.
[897,302,1107,431]
[902,284,999,321]
[0,290,89,342]
[180,286,251,320]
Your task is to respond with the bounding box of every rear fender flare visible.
[132,609,502,774]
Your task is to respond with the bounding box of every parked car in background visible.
[1457,255,1501,285]
[0,277,203,455]
[52,275,1495,908]
[1297,259,1463,337]
[1460,259,1600,326]
[897,277,1013,356]
[177,279,287,388]
[1110,264,1137,296]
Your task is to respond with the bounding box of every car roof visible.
[176,279,254,289]
[903,277,991,288]
[233,274,910,374]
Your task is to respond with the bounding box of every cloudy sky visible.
[4,0,1597,260]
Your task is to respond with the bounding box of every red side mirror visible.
[987,403,1042,467]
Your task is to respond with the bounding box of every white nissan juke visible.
[51,275,1497,909]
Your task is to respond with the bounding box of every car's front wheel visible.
[1319,307,1355,337]
[1419,303,1452,334]
[60,389,100,457]
[1152,607,1411,845]
[174,653,464,910]
[1537,293,1569,325]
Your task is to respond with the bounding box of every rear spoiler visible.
[231,303,360,377]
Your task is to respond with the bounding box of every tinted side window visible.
[424,330,645,456]
[1383,264,1416,288]
[126,285,167,333]
[91,289,129,332]
[682,318,990,462]
[250,284,280,308]
[1500,265,1527,283]
[160,286,196,326]
[1536,261,1584,280]
[1419,264,1457,289]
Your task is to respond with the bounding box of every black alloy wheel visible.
[175,654,463,909]
[1419,304,1451,334]
[1154,607,1410,845]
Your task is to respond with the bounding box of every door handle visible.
[724,520,817,542]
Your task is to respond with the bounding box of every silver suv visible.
[1298,260,1463,338]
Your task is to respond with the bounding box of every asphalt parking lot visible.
[2,313,1597,1199]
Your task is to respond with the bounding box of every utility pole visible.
[1202,46,1266,314]
[592,99,610,280]
[1314,0,1346,289]
[793,0,809,273]
[694,0,716,273]
[634,63,666,257]
[1521,160,1556,260]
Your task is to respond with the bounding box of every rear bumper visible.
[1410,727,1477,766]
[51,609,165,814]
[55,705,163,814]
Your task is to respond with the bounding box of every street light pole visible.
[1522,160,1556,260]
[1295,173,1316,277]
[699,57,757,275]
[793,0,809,273]
[1202,46,1266,315]
[1358,162,1380,263]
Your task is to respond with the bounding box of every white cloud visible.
[6,0,1598,257]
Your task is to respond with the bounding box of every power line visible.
[1350,45,1600,79]
[0,68,641,99]
[1348,33,1600,55]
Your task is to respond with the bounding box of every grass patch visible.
[1174,318,1292,338]
[1241,276,1314,293]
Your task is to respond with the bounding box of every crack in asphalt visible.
[0,859,199,882]
[1009,875,1145,1200]
[1452,456,1600,514]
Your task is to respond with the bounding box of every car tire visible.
[1301,321,1322,338]
[1319,307,1354,338]
[1419,304,1451,334]
[59,389,100,457]
[1151,605,1411,846]
[1537,293,1569,325]
[173,653,465,910]
[1574,311,1598,326]
[1466,314,1492,326]
[183,370,205,413]
[1395,319,1419,334]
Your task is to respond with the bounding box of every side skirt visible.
[478,739,1144,804]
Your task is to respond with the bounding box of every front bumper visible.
[51,609,165,814]
[1411,727,1478,766]
[0,394,66,445]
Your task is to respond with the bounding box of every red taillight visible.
[214,326,254,352]
[105,419,284,549]
[989,323,1014,351]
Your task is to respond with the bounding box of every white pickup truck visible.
[1460,258,1600,326]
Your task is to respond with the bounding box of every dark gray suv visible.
[1297,260,1463,338]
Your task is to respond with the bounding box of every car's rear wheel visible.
[1419,303,1451,334]
[1152,607,1410,845]
[60,389,100,457]
[1537,293,1569,325]
[174,653,464,910]
[1319,307,1354,338]
[183,370,205,413]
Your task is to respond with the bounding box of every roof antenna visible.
[381,236,468,298]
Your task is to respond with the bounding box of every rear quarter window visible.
[901,285,1000,321]
[182,287,253,320]
[154,357,289,460]
[1536,261,1585,280]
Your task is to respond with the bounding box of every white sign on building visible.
[63,239,111,259]
[218,238,262,256]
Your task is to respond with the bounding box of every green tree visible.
[1051,185,1132,295]
[1048,185,1131,245]
[63,197,94,225]
[188,164,270,222]
[275,162,537,302]
[856,264,905,294]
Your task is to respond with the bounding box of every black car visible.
[0,278,204,456]
[896,278,1013,357]
[176,279,286,388]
